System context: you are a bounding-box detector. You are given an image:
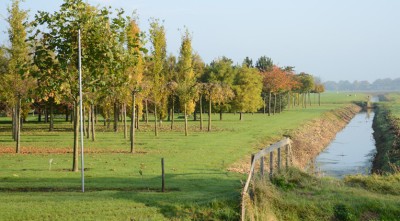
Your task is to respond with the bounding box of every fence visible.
[241,137,293,221]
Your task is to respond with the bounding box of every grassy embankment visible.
[372,93,400,172]
[0,92,373,220]
[246,92,400,221]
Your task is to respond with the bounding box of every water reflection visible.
[314,111,376,178]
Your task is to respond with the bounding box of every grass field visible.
[0,93,370,220]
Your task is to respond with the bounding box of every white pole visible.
[78,29,85,193]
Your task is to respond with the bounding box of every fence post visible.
[285,144,289,169]
[161,158,165,192]
[260,156,264,176]
[269,151,274,178]
[251,154,255,178]
[278,147,281,171]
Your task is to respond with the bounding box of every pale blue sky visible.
[1,0,399,82]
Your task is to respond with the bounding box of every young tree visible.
[5,0,34,153]
[126,18,145,152]
[149,19,167,136]
[176,30,196,136]
[313,83,325,106]
[297,72,315,108]
[233,66,263,120]
[203,57,236,120]
[34,0,123,171]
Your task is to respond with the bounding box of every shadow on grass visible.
[0,173,241,219]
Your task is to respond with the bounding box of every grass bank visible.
[0,93,370,220]
[247,168,400,221]
[372,93,400,173]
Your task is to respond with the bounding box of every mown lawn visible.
[0,93,364,220]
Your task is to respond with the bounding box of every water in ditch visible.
[314,109,376,178]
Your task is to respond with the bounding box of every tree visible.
[176,30,196,136]
[31,34,62,132]
[126,18,145,153]
[297,73,315,108]
[314,83,325,106]
[255,56,273,72]
[33,0,123,171]
[165,54,177,129]
[260,66,289,115]
[233,66,263,120]
[243,56,253,68]
[149,19,167,136]
[5,0,34,153]
[203,57,236,120]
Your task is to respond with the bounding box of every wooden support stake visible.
[278,147,281,171]
[260,156,264,176]
[251,154,255,178]
[285,144,289,169]
[161,158,165,192]
[269,151,274,178]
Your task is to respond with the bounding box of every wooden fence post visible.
[251,154,255,178]
[260,156,264,176]
[269,151,274,178]
[278,147,281,171]
[161,158,165,192]
[285,144,289,169]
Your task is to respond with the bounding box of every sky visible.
[0,0,399,82]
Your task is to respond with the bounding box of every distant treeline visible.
[324,78,400,91]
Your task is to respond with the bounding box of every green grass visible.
[0,94,366,220]
[250,168,400,221]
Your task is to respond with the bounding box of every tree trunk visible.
[65,106,69,122]
[94,105,98,124]
[44,104,48,123]
[273,93,277,115]
[263,97,266,114]
[38,107,42,122]
[279,94,282,113]
[82,107,86,136]
[130,93,136,153]
[318,93,321,106]
[154,105,158,136]
[208,99,212,132]
[107,110,110,129]
[268,91,272,116]
[72,101,79,172]
[309,92,312,106]
[199,95,203,130]
[219,106,223,121]
[16,99,21,153]
[184,103,188,136]
[239,112,243,121]
[123,103,127,139]
[113,102,118,132]
[12,107,16,141]
[136,107,139,130]
[86,106,91,139]
[193,105,197,121]
[145,100,149,124]
[171,98,175,130]
[91,104,95,141]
